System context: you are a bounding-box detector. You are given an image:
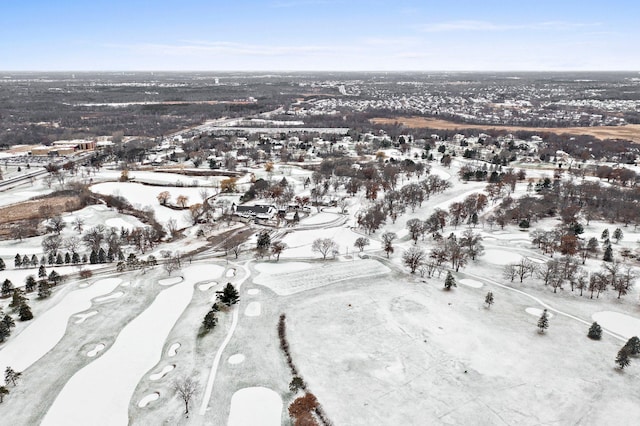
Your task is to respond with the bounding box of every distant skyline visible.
[1,0,639,71]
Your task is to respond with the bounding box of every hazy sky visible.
[1,0,639,71]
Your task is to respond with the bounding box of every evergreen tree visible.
[485,291,494,308]
[89,250,98,264]
[25,275,36,292]
[603,244,613,262]
[2,315,15,331]
[616,347,631,369]
[40,256,46,266]
[0,385,8,402]
[30,254,38,267]
[55,253,63,265]
[256,231,271,257]
[9,289,26,312]
[588,322,602,340]
[624,336,640,355]
[601,229,609,241]
[217,283,240,306]
[38,265,47,278]
[107,247,114,263]
[537,309,549,333]
[47,252,54,265]
[0,323,10,343]
[22,255,29,268]
[98,248,107,264]
[118,250,125,261]
[0,257,5,271]
[64,252,71,264]
[82,254,88,263]
[613,228,624,244]
[202,310,218,331]
[18,303,33,321]
[14,254,21,269]
[37,280,51,299]
[1,279,14,297]
[48,270,61,286]
[4,366,21,386]
[72,252,80,264]
[444,272,457,290]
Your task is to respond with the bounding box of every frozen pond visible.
[42,277,194,426]
[227,387,282,426]
[0,278,121,384]
[592,311,640,339]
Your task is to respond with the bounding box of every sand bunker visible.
[483,250,523,265]
[459,279,483,288]
[138,392,159,408]
[227,387,282,426]
[87,344,105,357]
[228,354,246,365]
[247,289,260,295]
[167,343,180,357]
[74,311,98,324]
[226,268,236,277]
[245,302,261,317]
[150,365,175,381]
[592,311,640,339]
[94,292,123,303]
[158,276,183,286]
[199,282,217,291]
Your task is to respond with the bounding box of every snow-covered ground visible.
[227,387,282,426]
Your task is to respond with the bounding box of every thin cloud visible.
[107,41,340,57]
[421,20,600,32]
[270,0,337,7]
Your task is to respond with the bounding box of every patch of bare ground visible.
[0,196,81,239]
[370,117,640,143]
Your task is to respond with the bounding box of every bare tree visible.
[176,195,189,209]
[157,191,171,206]
[271,241,287,261]
[72,217,85,234]
[311,238,339,260]
[402,247,426,274]
[381,232,397,258]
[173,377,197,416]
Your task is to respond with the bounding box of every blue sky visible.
[1,0,638,71]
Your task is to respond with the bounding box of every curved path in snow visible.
[460,270,627,342]
[198,260,252,416]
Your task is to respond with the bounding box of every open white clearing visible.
[459,279,483,288]
[120,281,130,287]
[138,392,160,408]
[228,354,245,365]
[149,365,175,381]
[0,278,121,384]
[199,282,217,291]
[247,289,260,295]
[158,276,183,286]
[105,218,137,230]
[94,291,124,303]
[74,311,98,324]
[244,302,261,317]
[592,311,640,339]
[483,250,523,265]
[87,344,105,358]
[227,387,282,426]
[41,276,194,426]
[526,308,555,318]
[527,257,547,264]
[226,268,236,277]
[167,343,180,357]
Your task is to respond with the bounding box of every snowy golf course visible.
[0,157,640,426]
